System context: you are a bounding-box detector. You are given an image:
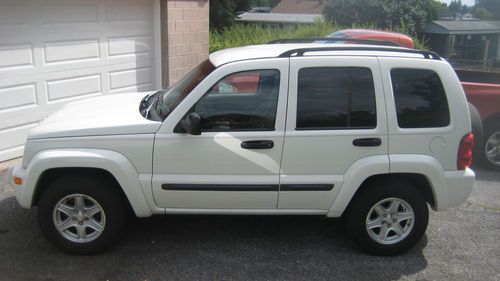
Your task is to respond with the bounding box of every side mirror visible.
[181,112,202,135]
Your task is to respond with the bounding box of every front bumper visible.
[7,164,31,209]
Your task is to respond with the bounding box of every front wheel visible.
[345,179,429,256]
[38,174,126,255]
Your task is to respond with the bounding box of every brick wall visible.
[162,0,209,86]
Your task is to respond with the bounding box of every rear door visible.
[278,56,388,209]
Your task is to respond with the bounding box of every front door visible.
[152,59,289,209]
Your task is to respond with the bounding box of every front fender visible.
[20,149,152,217]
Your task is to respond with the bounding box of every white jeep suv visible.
[8,44,475,255]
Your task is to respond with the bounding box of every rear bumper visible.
[7,164,31,209]
[436,168,475,211]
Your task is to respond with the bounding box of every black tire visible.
[38,173,126,255]
[480,123,500,171]
[345,179,429,256]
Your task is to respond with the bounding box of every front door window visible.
[193,69,280,131]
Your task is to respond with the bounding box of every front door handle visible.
[241,140,274,149]
[353,138,382,147]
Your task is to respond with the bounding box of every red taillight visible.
[457,133,474,170]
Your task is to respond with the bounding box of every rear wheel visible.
[346,179,429,256]
[38,174,126,255]
[482,124,500,170]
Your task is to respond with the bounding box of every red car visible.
[327,29,415,48]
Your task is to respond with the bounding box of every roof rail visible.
[268,37,399,47]
[278,46,442,60]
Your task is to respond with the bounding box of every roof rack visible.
[277,46,442,60]
[268,37,399,47]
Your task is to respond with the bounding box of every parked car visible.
[327,29,500,170]
[458,74,500,170]
[327,29,414,48]
[8,43,474,256]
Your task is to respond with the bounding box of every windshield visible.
[158,60,215,120]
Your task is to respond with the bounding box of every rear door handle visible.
[353,138,382,147]
[241,140,274,149]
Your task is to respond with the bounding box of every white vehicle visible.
[8,43,475,255]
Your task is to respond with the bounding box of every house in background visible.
[0,0,209,162]
[420,20,500,69]
[236,0,324,25]
[272,0,324,14]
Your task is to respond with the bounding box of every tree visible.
[448,0,462,15]
[473,7,494,19]
[210,0,236,31]
[473,0,500,20]
[426,1,447,22]
[323,0,443,32]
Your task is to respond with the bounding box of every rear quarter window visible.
[391,68,450,128]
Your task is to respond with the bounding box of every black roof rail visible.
[268,37,399,47]
[278,46,442,60]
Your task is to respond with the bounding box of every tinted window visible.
[296,67,376,129]
[391,69,450,128]
[193,69,280,131]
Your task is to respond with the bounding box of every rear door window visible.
[296,67,377,130]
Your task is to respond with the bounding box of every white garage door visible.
[0,0,161,161]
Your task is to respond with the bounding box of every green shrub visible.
[209,21,428,53]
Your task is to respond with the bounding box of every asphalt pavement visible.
[0,162,499,281]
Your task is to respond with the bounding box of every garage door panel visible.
[105,1,151,22]
[0,122,38,148]
[110,83,153,95]
[0,83,37,111]
[0,44,34,69]
[108,35,151,57]
[44,39,100,64]
[0,107,41,129]
[46,74,102,102]
[109,67,152,90]
[41,4,99,24]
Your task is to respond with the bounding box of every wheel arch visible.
[33,167,134,216]
[23,149,153,217]
[327,154,449,217]
[343,173,435,216]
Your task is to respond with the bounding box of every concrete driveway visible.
[0,161,499,281]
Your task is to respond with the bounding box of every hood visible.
[28,92,162,140]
